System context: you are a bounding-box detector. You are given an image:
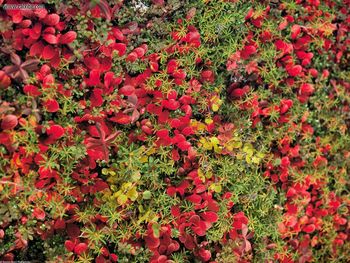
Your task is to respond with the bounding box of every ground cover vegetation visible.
[0,0,349,262]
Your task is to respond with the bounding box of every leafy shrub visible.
[0,0,349,262]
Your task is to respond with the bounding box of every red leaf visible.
[167,187,177,196]
[54,219,66,230]
[126,52,138,62]
[278,19,288,30]
[153,0,165,5]
[286,65,302,77]
[59,31,77,44]
[47,124,65,140]
[299,83,314,95]
[286,187,296,198]
[275,40,293,55]
[230,86,250,99]
[92,180,109,193]
[172,69,186,79]
[64,240,75,252]
[156,129,169,139]
[43,14,60,26]
[130,109,140,123]
[34,8,48,19]
[30,41,45,57]
[200,70,214,83]
[191,220,207,236]
[96,0,112,20]
[84,56,100,70]
[0,71,11,89]
[186,194,202,204]
[279,99,293,114]
[114,43,126,56]
[171,149,180,161]
[296,51,313,60]
[233,212,249,229]
[85,70,101,86]
[43,34,58,44]
[134,46,146,57]
[171,206,181,217]
[303,224,316,233]
[145,234,160,250]
[44,99,60,112]
[99,57,112,71]
[34,177,47,188]
[33,207,45,220]
[119,85,135,96]
[1,115,18,130]
[112,28,124,41]
[167,90,177,100]
[90,88,104,107]
[104,71,115,89]
[163,99,180,110]
[50,53,61,68]
[110,112,131,124]
[177,141,191,151]
[241,45,257,60]
[66,223,80,238]
[167,59,178,74]
[42,45,56,60]
[201,211,218,223]
[198,248,211,262]
[110,254,118,262]
[74,243,88,255]
[291,24,301,39]
[29,23,42,40]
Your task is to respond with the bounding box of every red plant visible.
[84,122,121,162]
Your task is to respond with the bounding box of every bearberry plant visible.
[0,0,349,262]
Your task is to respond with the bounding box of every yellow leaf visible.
[28,115,37,127]
[256,152,265,158]
[197,122,206,131]
[146,147,156,156]
[131,171,141,182]
[205,171,213,179]
[113,190,122,198]
[245,155,252,163]
[214,146,222,153]
[107,177,117,184]
[226,139,242,151]
[200,137,213,150]
[205,118,213,124]
[137,210,150,224]
[236,153,243,160]
[210,183,222,193]
[210,137,220,145]
[191,120,206,131]
[198,169,206,182]
[198,168,204,178]
[117,194,128,205]
[251,156,261,164]
[140,156,148,163]
[212,103,219,112]
[138,205,144,213]
[210,137,220,153]
[122,182,132,190]
[127,187,138,201]
[232,140,243,149]
[243,143,254,157]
